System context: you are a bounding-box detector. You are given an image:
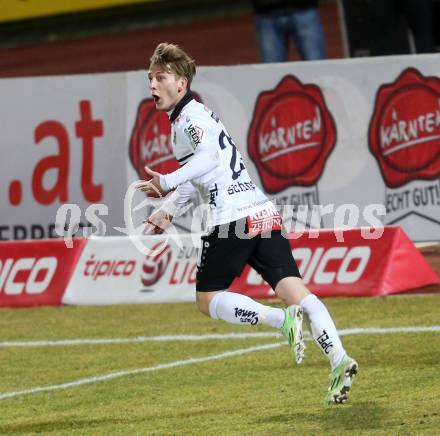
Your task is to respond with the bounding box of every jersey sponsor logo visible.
[369,68,440,189]
[247,75,337,194]
[184,124,203,149]
[246,208,282,236]
[209,183,218,208]
[0,256,58,295]
[227,180,256,195]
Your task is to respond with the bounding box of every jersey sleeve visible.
[158,181,197,217]
[160,114,220,191]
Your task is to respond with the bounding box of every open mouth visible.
[152,95,160,104]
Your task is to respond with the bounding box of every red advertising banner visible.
[232,227,440,299]
[0,239,86,307]
[1,227,437,307]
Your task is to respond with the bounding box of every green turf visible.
[0,294,439,435]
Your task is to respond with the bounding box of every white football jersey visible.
[160,93,274,227]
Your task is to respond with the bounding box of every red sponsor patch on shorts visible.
[246,209,282,237]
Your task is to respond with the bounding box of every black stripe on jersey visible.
[177,152,194,163]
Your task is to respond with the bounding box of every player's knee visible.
[275,276,311,305]
[196,291,212,316]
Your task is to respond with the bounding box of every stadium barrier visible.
[0,238,86,307]
[232,227,440,299]
[62,234,199,305]
[0,227,438,307]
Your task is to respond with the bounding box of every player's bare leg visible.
[275,277,358,404]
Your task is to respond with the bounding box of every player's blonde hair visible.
[149,42,196,88]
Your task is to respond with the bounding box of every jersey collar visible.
[169,90,193,123]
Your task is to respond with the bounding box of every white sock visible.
[300,294,346,370]
[208,291,285,329]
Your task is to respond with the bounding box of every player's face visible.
[148,65,186,112]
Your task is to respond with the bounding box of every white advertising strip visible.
[63,234,201,305]
[1,55,440,242]
[125,55,440,242]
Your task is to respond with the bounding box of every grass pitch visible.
[1,294,440,435]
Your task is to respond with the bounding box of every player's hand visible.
[143,210,173,235]
[135,166,168,197]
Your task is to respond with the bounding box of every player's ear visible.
[178,76,188,93]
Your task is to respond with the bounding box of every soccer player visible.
[136,42,358,404]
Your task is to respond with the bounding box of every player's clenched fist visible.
[143,209,173,234]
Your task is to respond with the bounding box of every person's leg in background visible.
[290,7,326,60]
[255,14,289,62]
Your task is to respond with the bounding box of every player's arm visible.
[143,181,196,234]
[135,149,216,197]
[160,146,218,191]
[136,118,218,196]
[136,113,219,197]
[159,180,196,217]
[160,118,219,191]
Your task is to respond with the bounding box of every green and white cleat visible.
[326,355,358,404]
[280,305,305,364]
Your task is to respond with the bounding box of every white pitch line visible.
[0,332,279,347]
[0,325,439,401]
[1,326,439,348]
[0,342,284,401]
[338,326,440,336]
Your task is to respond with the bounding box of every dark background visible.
[0,0,438,78]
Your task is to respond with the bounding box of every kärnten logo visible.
[368,67,440,235]
[369,67,440,188]
[247,75,337,194]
